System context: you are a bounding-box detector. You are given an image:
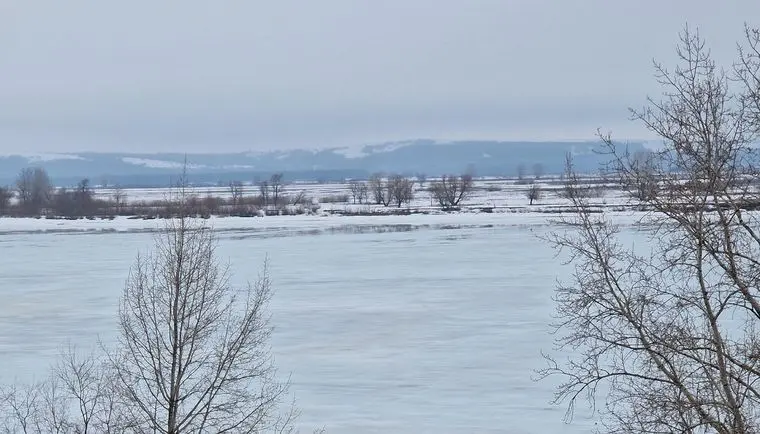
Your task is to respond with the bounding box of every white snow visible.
[93,177,634,213]
[121,157,207,169]
[221,164,255,170]
[331,145,369,159]
[20,153,87,163]
[0,210,650,235]
[367,140,414,154]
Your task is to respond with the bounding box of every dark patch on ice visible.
[0,219,649,240]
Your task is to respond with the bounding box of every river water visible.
[0,221,597,433]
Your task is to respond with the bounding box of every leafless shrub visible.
[559,184,606,200]
[526,183,542,205]
[50,179,97,218]
[538,24,760,432]
[0,186,11,215]
[0,381,47,433]
[289,190,309,206]
[202,194,221,215]
[358,183,368,204]
[229,181,244,208]
[111,186,126,214]
[429,174,474,208]
[368,173,391,206]
[627,151,660,202]
[16,167,53,215]
[259,180,270,207]
[349,181,369,204]
[270,173,284,208]
[387,175,415,208]
[737,24,760,133]
[559,156,608,200]
[319,194,350,204]
[0,345,126,434]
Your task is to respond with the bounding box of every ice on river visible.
[0,213,615,433]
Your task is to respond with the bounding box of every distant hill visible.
[0,139,647,187]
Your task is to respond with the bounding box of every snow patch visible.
[22,153,87,163]
[331,145,369,159]
[221,164,255,170]
[121,157,206,169]
[366,141,414,154]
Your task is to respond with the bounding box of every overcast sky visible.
[1,1,758,154]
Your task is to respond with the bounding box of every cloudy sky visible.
[1,1,758,154]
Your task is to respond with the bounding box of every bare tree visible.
[259,180,270,208]
[229,181,244,209]
[0,380,57,434]
[0,356,108,434]
[111,197,291,433]
[52,346,113,433]
[559,154,605,200]
[270,173,284,208]
[15,168,33,207]
[75,178,94,217]
[429,174,474,208]
[290,190,308,206]
[112,186,127,214]
[526,183,541,205]
[539,25,760,432]
[388,175,415,208]
[16,167,52,215]
[737,25,760,131]
[627,151,660,202]
[7,345,130,434]
[52,187,75,217]
[368,173,383,205]
[368,173,391,206]
[32,168,53,212]
[1,382,36,432]
[357,182,368,204]
[0,186,12,215]
[348,181,363,204]
[50,179,96,218]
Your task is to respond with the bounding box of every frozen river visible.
[0,216,601,433]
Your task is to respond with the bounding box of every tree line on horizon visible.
[0,167,512,218]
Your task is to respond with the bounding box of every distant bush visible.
[319,194,350,204]
[558,184,606,199]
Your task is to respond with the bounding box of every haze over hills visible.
[0,139,648,187]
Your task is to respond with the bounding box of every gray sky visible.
[1,0,758,154]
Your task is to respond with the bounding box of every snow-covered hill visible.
[0,139,646,186]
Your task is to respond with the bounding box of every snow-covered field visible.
[0,209,649,432]
[93,176,632,213]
